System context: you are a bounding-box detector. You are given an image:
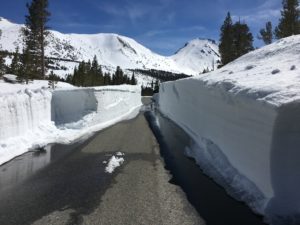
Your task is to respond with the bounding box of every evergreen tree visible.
[0,28,2,51]
[258,21,273,44]
[0,53,5,76]
[97,64,104,85]
[0,29,5,76]
[104,72,111,85]
[90,55,103,86]
[77,61,86,86]
[114,66,124,85]
[48,70,58,89]
[8,47,22,76]
[232,21,254,59]
[84,60,92,86]
[65,74,73,84]
[19,46,33,84]
[154,79,159,93]
[23,0,50,79]
[219,12,235,65]
[275,0,300,39]
[130,72,137,85]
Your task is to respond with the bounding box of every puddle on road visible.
[0,140,87,192]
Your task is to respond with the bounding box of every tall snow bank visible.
[52,89,97,125]
[0,85,141,165]
[158,35,300,224]
[0,88,52,140]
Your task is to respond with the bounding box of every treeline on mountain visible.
[135,69,189,96]
[65,57,137,87]
[141,80,159,96]
[219,0,300,66]
[132,69,190,82]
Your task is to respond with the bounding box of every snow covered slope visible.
[0,84,141,165]
[171,39,220,75]
[0,17,219,76]
[158,35,300,224]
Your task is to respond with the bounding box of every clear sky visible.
[0,0,281,55]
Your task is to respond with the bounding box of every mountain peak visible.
[0,17,220,76]
[0,17,19,29]
[171,37,220,74]
[174,38,218,55]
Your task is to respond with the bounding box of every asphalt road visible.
[0,98,204,225]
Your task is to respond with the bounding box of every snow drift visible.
[158,35,300,224]
[0,84,141,165]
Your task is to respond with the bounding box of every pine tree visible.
[19,46,33,84]
[0,29,5,76]
[48,70,58,89]
[232,21,254,59]
[104,72,111,85]
[154,80,159,93]
[90,55,104,86]
[97,64,104,86]
[0,53,5,76]
[275,0,300,39]
[219,12,235,65]
[131,72,137,85]
[8,47,22,76]
[0,28,2,51]
[23,0,50,79]
[114,66,123,85]
[77,61,86,86]
[258,21,273,44]
[72,66,79,86]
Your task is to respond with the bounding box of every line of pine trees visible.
[66,57,137,87]
[258,0,300,45]
[219,12,254,66]
[219,0,300,66]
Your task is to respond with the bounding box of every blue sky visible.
[0,0,281,55]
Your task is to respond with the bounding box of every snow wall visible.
[0,88,52,140]
[158,79,300,224]
[52,89,98,125]
[0,85,141,165]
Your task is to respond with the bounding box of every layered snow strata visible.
[0,85,141,165]
[0,88,52,140]
[158,35,300,224]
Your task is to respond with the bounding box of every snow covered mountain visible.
[171,38,220,74]
[0,17,220,77]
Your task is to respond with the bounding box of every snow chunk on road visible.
[105,155,125,174]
